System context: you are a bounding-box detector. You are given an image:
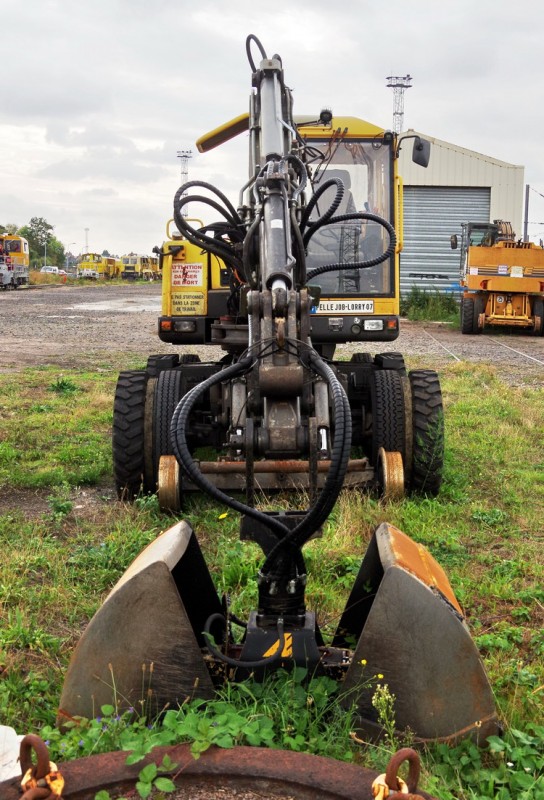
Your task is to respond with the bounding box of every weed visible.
[426,724,544,799]
[400,286,459,322]
[48,376,81,395]
[40,668,360,766]
[47,485,74,521]
[371,683,399,752]
[94,756,177,800]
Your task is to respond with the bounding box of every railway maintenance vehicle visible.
[452,219,544,334]
[60,35,498,745]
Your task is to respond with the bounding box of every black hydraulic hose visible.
[204,612,285,669]
[246,34,267,73]
[306,212,397,280]
[242,207,264,288]
[173,181,245,272]
[177,180,242,226]
[300,178,345,244]
[170,357,292,541]
[261,351,351,573]
[173,195,244,273]
[170,345,351,577]
[290,204,306,286]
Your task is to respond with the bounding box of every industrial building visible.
[397,132,524,294]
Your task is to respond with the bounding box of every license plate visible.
[313,300,374,314]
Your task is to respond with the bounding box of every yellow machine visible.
[77,253,121,279]
[0,234,29,288]
[120,254,157,280]
[158,115,418,357]
[453,220,544,334]
[61,35,499,746]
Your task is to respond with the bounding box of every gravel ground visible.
[1,283,543,385]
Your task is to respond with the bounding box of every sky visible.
[2,0,544,258]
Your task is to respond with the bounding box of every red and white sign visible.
[172,262,204,287]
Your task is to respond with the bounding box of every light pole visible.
[44,240,47,268]
[84,228,89,254]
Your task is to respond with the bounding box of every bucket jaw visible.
[59,520,499,744]
[334,522,499,743]
[58,522,221,724]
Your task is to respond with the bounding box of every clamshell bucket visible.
[334,522,500,743]
[58,522,221,724]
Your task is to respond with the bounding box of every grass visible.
[401,286,460,323]
[0,357,543,798]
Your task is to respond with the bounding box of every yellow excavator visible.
[453,220,544,335]
[59,35,499,745]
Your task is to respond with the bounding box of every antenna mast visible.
[176,149,192,218]
[386,75,412,134]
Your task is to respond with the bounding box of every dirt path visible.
[1,283,543,385]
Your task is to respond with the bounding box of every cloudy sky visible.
[2,0,544,257]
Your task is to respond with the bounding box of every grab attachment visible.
[335,523,499,743]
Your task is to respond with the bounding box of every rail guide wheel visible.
[376,448,404,501]
[158,454,181,512]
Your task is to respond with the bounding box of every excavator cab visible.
[60,35,499,745]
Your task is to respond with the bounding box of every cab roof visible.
[196,113,387,153]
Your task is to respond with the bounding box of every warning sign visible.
[172,292,206,315]
[172,262,204,287]
[263,633,293,658]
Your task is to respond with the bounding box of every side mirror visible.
[412,136,430,168]
[450,235,458,250]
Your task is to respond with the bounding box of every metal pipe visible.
[197,458,370,474]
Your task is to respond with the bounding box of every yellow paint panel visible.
[171,292,206,315]
[263,633,293,658]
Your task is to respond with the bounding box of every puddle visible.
[72,298,162,313]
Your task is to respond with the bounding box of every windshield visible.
[468,226,495,246]
[304,139,393,297]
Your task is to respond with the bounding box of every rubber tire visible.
[112,371,147,500]
[532,298,544,336]
[461,297,475,334]
[350,352,373,363]
[152,369,184,482]
[473,294,486,334]
[370,369,406,465]
[146,353,180,378]
[408,369,444,496]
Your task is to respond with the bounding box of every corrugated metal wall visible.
[401,186,490,294]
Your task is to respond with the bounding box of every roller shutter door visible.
[401,186,490,294]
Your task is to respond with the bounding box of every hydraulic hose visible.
[169,343,352,569]
[170,355,292,542]
[173,181,245,274]
[261,349,352,574]
[300,178,345,245]
[306,212,397,280]
[246,34,267,73]
[204,612,285,669]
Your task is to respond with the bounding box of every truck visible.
[0,234,30,289]
[60,35,498,746]
[452,220,544,335]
